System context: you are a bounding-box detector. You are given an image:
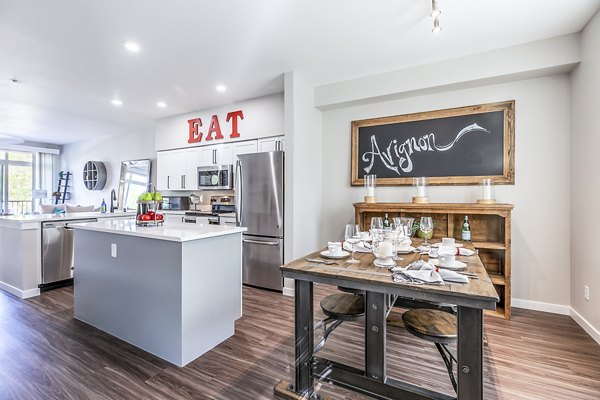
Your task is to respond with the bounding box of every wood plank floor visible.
[0,285,599,399]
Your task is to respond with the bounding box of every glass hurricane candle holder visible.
[477,178,496,204]
[364,174,377,203]
[412,177,429,204]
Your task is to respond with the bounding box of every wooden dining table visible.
[277,241,499,400]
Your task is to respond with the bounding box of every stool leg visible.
[435,343,457,393]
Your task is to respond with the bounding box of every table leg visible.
[365,291,386,382]
[457,306,483,399]
[294,279,314,397]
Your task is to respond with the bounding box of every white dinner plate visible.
[397,246,416,254]
[374,258,395,267]
[429,259,467,270]
[320,250,350,259]
[432,242,464,248]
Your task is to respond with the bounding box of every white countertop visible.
[71,218,247,242]
[0,211,136,230]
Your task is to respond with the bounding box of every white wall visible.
[283,72,323,294]
[155,93,284,151]
[61,129,156,208]
[571,10,600,336]
[320,75,572,308]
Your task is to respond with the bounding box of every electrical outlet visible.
[584,285,590,301]
[111,243,117,258]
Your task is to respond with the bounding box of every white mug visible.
[328,242,343,255]
[438,253,456,267]
[442,237,455,247]
[360,231,370,240]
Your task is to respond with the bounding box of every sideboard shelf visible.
[354,202,514,319]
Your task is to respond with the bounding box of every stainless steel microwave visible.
[197,165,233,190]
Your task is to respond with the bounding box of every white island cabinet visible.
[71,219,246,367]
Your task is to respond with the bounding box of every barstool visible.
[314,292,365,353]
[402,309,458,393]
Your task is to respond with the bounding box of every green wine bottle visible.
[461,215,471,241]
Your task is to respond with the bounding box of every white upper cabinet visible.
[157,136,284,191]
[198,147,215,166]
[215,144,233,165]
[157,148,198,191]
[198,144,233,166]
[232,140,258,162]
[258,136,284,152]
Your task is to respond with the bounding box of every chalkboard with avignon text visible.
[351,101,515,186]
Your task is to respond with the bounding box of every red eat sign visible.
[187,110,244,144]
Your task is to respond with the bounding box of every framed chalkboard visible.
[351,101,515,186]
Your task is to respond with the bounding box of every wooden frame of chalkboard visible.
[351,100,515,186]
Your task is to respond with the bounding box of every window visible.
[0,149,57,215]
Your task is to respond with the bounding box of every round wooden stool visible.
[320,293,365,321]
[337,286,366,295]
[402,309,458,392]
[314,293,365,354]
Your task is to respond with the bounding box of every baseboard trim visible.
[511,298,570,315]
[0,281,40,299]
[282,287,295,297]
[570,308,600,346]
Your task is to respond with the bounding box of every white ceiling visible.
[1,0,598,145]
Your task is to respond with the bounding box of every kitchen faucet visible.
[110,189,117,213]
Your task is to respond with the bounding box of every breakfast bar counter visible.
[71,219,247,367]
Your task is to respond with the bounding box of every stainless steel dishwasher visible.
[40,218,97,289]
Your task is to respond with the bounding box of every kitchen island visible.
[0,212,134,298]
[71,218,246,367]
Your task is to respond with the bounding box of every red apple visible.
[155,214,164,221]
[140,214,151,221]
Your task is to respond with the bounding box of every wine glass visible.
[419,217,433,247]
[370,217,383,239]
[345,224,361,264]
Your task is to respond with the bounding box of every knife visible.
[305,258,337,265]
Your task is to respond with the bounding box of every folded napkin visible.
[437,245,475,256]
[391,260,469,284]
[343,241,372,253]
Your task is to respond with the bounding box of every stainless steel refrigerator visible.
[235,151,284,291]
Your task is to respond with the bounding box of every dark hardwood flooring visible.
[0,285,599,399]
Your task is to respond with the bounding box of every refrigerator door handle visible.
[242,239,280,246]
[235,159,242,226]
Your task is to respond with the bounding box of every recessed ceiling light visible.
[157,101,167,108]
[123,41,141,52]
[111,99,123,106]
[216,84,227,93]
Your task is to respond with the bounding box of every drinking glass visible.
[400,217,414,238]
[419,216,433,247]
[345,224,361,264]
[371,217,383,232]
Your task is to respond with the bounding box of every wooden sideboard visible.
[354,202,514,319]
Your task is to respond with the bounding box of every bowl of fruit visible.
[136,189,165,227]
